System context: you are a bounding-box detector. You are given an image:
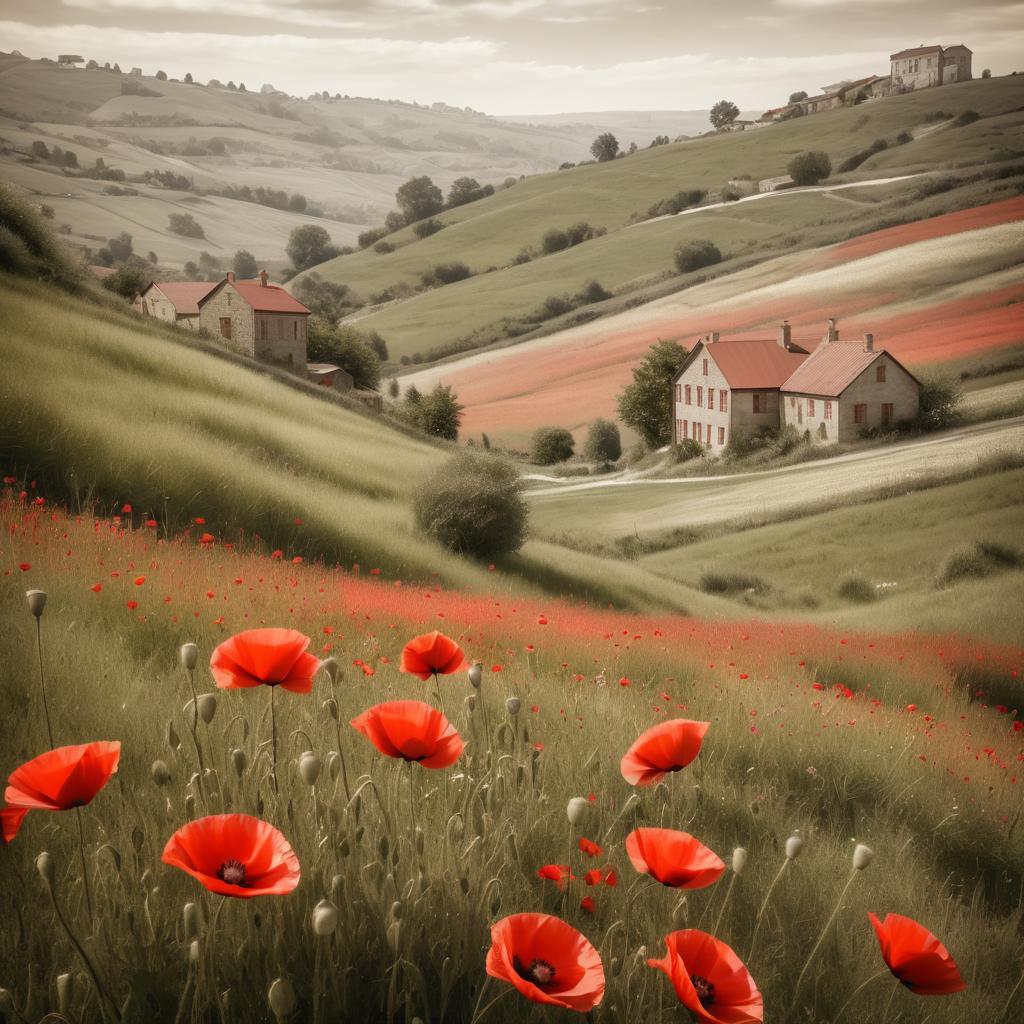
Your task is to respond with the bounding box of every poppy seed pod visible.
[231,748,247,776]
[179,643,199,672]
[26,589,47,618]
[505,697,521,716]
[268,978,296,1022]
[151,760,172,787]
[299,751,321,787]
[468,663,482,689]
[323,698,339,722]
[785,835,804,860]
[853,843,874,870]
[57,973,73,1015]
[36,851,55,887]
[465,694,477,713]
[196,693,217,724]
[189,940,200,964]
[311,898,338,936]
[321,657,339,684]
[732,847,748,874]
[326,750,340,779]
[183,901,200,940]
[566,797,589,825]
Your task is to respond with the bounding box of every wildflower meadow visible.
[1,489,1022,1023]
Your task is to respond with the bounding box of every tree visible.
[674,239,722,273]
[107,232,134,262]
[387,378,400,398]
[530,426,575,465]
[168,212,205,238]
[541,228,569,254]
[709,100,740,130]
[31,141,49,159]
[447,176,483,207]
[583,419,622,462]
[916,374,962,431]
[590,133,619,162]
[102,262,149,299]
[286,224,339,271]
[617,339,688,449]
[292,272,351,322]
[395,176,444,223]
[233,249,258,279]
[306,317,381,390]
[982,68,991,79]
[287,193,307,213]
[156,70,167,81]
[184,73,193,84]
[788,90,808,103]
[418,384,463,441]
[788,150,832,186]
[413,451,527,559]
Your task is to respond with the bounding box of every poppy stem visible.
[710,870,737,935]
[747,857,789,960]
[791,869,860,1007]
[469,979,512,1024]
[269,686,279,795]
[828,968,892,1024]
[35,616,56,748]
[75,806,96,928]
[185,665,207,784]
[433,673,446,716]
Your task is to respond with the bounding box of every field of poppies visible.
[2,490,1023,1024]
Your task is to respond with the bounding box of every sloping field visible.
[401,199,1024,442]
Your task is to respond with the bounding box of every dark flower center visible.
[691,974,715,1007]
[217,859,247,886]
[514,956,557,987]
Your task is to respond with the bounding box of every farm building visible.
[889,44,972,91]
[671,320,919,452]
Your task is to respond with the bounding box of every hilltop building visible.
[671,320,919,452]
[890,44,972,91]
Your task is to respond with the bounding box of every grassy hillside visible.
[307,76,1024,360]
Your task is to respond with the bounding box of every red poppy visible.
[199,532,215,544]
[350,700,464,768]
[621,718,710,787]
[162,814,299,898]
[210,628,320,693]
[626,829,724,889]
[486,913,605,1012]
[867,913,966,995]
[648,930,763,1024]
[580,896,596,913]
[578,837,602,858]
[399,631,468,680]
[2,742,121,843]
[538,864,575,888]
[18,563,31,572]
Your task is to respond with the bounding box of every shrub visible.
[700,571,769,596]
[668,438,704,464]
[674,239,722,274]
[530,426,575,465]
[788,150,832,186]
[936,540,1022,588]
[421,261,471,286]
[836,574,876,603]
[953,110,980,127]
[895,130,913,145]
[292,273,352,322]
[168,212,206,238]
[373,241,395,254]
[916,374,962,430]
[582,419,622,462]
[536,295,574,319]
[914,175,960,199]
[541,229,569,254]
[306,317,381,390]
[413,219,443,238]
[720,184,742,202]
[357,228,386,249]
[575,280,612,305]
[413,452,528,558]
[565,222,597,246]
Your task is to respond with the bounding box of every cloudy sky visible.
[1,0,1020,114]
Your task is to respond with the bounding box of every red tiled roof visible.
[149,281,218,315]
[781,342,886,397]
[691,339,810,390]
[231,279,311,315]
[890,45,942,60]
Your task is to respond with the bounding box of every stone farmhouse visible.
[890,44,972,92]
[671,320,920,452]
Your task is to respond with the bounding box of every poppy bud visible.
[184,901,200,940]
[231,748,247,776]
[184,794,195,819]
[26,589,47,618]
[390,900,404,921]
[151,760,172,787]
[36,851,55,887]
[311,898,338,936]
[853,843,873,870]
[566,797,589,825]
[326,751,340,779]
[189,940,200,963]
[321,657,339,684]
[459,876,470,896]
[268,978,296,1022]
[785,835,804,860]
[468,663,482,689]
[505,697,521,716]
[57,973,73,1015]
[167,721,181,752]
[465,694,476,713]
[732,847,748,874]
[197,694,217,724]
[323,698,339,722]
[179,643,199,671]
[377,835,389,861]
[299,751,321,787]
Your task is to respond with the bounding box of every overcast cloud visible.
[1,0,1019,114]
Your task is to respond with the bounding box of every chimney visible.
[709,331,719,344]
[824,317,839,344]
[863,332,874,352]
[225,271,235,283]
[259,269,269,287]
[778,320,792,350]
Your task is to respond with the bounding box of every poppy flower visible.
[626,828,725,889]
[578,837,602,858]
[648,930,763,1024]
[867,913,966,995]
[350,700,464,768]
[621,719,710,787]
[2,741,121,843]
[485,912,605,1012]
[210,628,320,693]
[162,814,299,898]
[538,864,575,888]
[400,631,468,680]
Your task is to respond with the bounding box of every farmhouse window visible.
[681,421,688,440]
[824,401,832,420]
[675,384,681,402]
[854,403,867,425]
[808,398,815,416]
[881,403,894,425]
[706,423,712,446]
[702,358,708,376]
[219,317,232,340]
[707,388,714,410]
[718,427,725,445]
[697,386,703,406]
[720,391,728,412]
[693,420,699,440]
[876,364,886,382]
[685,385,692,405]
[753,393,765,413]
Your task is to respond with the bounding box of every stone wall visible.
[197,284,255,356]
[254,314,307,369]
[834,355,919,442]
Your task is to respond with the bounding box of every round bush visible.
[674,239,722,274]
[787,150,832,186]
[413,452,527,559]
[531,426,575,465]
[836,574,876,603]
[582,419,621,462]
